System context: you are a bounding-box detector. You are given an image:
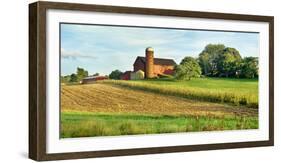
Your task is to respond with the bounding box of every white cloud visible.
[61,48,97,59]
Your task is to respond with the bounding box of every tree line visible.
[61,67,91,83]
[175,44,258,80]
[60,67,122,83]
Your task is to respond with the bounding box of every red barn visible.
[133,47,176,78]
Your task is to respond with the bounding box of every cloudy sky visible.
[61,23,259,76]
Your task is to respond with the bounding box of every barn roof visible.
[83,76,107,80]
[134,56,176,66]
[83,76,96,80]
[123,71,132,74]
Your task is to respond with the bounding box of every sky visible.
[61,23,259,76]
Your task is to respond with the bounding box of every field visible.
[101,78,258,108]
[61,78,258,138]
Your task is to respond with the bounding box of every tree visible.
[175,57,201,80]
[60,75,71,83]
[76,67,88,81]
[217,48,242,77]
[198,52,210,75]
[93,73,100,76]
[223,47,241,59]
[198,44,225,76]
[69,73,78,82]
[240,57,258,78]
[109,70,123,79]
[198,44,243,77]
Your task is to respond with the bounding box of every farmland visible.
[101,78,258,108]
[61,78,258,138]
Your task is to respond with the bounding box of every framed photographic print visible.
[29,1,274,161]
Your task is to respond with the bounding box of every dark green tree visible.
[217,48,242,77]
[198,44,243,77]
[76,67,88,81]
[223,47,241,59]
[240,57,258,78]
[109,70,123,79]
[69,73,78,82]
[198,44,225,76]
[175,57,201,80]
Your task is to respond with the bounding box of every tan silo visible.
[145,47,154,78]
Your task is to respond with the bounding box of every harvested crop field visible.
[61,84,257,117]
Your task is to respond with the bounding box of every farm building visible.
[131,70,145,80]
[81,76,108,84]
[133,47,176,78]
[120,70,145,80]
[120,71,131,80]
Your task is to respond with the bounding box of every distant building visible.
[81,76,108,84]
[133,47,176,78]
[120,70,145,80]
[120,71,132,80]
[130,70,145,80]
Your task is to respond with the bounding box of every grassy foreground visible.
[61,111,258,138]
[101,78,258,108]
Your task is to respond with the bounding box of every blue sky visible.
[61,24,259,76]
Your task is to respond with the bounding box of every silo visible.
[145,47,154,78]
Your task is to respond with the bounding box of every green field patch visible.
[61,111,258,138]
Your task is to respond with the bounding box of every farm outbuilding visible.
[120,71,132,80]
[130,70,145,80]
[81,76,108,84]
[121,70,145,80]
